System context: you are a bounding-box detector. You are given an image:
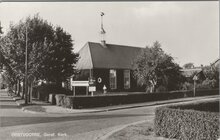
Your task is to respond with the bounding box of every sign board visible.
[88,77,96,86]
[89,86,96,92]
[71,81,89,87]
[193,75,198,81]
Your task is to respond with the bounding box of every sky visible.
[0,2,219,67]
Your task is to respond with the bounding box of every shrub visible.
[55,94,66,106]
[154,100,220,140]
[61,89,218,109]
[32,83,72,101]
[63,96,74,108]
[197,79,217,90]
[180,82,194,90]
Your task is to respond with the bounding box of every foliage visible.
[63,96,74,108]
[39,26,79,84]
[0,23,3,35]
[204,67,219,88]
[133,41,184,92]
[60,89,218,109]
[0,14,79,91]
[0,15,54,89]
[32,83,72,101]
[55,94,66,106]
[154,100,219,140]
[180,82,194,90]
[183,62,194,69]
[197,79,217,89]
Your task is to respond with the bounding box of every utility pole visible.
[25,25,28,105]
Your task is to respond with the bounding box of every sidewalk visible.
[12,96,100,114]
[11,93,219,114]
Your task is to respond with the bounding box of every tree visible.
[183,63,194,69]
[0,15,54,100]
[0,22,4,70]
[39,26,79,86]
[133,41,184,92]
[0,14,79,103]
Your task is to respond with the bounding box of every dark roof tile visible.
[76,42,143,69]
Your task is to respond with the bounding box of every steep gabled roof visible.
[76,42,93,69]
[76,42,143,69]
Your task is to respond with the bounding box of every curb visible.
[94,95,219,112]
[12,97,22,106]
[99,120,147,140]
[11,95,220,114]
[12,96,39,114]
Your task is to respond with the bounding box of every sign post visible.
[71,81,89,96]
[89,77,96,96]
[193,75,198,97]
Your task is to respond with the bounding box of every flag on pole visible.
[101,12,104,16]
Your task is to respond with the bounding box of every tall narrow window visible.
[124,70,130,89]
[110,69,117,89]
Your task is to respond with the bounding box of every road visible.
[0,89,218,140]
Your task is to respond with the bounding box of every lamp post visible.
[193,75,198,97]
[25,25,28,105]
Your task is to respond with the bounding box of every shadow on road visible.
[0,105,20,109]
[0,100,16,102]
[0,113,151,127]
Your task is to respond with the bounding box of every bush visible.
[32,83,72,101]
[63,96,74,108]
[197,79,217,89]
[61,89,218,109]
[55,94,66,106]
[154,100,220,140]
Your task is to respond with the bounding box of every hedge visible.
[62,96,74,108]
[154,100,220,140]
[55,94,66,106]
[32,84,72,102]
[61,89,219,109]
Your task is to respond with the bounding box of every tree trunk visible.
[15,80,18,95]
[22,79,25,99]
[17,79,21,97]
[28,81,33,103]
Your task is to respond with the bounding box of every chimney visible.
[101,40,107,48]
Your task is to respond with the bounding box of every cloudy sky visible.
[0,2,219,67]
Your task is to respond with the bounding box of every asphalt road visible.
[0,89,218,140]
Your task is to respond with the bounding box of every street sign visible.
[89,86,96,92]
[71,81,89,87]
[193,75,198,81]
[88,77,96,86]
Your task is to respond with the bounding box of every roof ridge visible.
[87,41,143,49]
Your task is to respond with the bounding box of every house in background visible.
[210,58,219,71]
[181,65,206,82]
[74,41,143,93]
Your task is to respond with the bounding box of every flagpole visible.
[100,12,105,41]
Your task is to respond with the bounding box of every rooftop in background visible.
[181,68,203,78]
[211,59,220,69]
[76,42,143,70]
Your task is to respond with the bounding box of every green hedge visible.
[62,96,74,108]
[32,84,72,101]
[59,89,219,109]
[55,94,66,106]
[154,100,220,140]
